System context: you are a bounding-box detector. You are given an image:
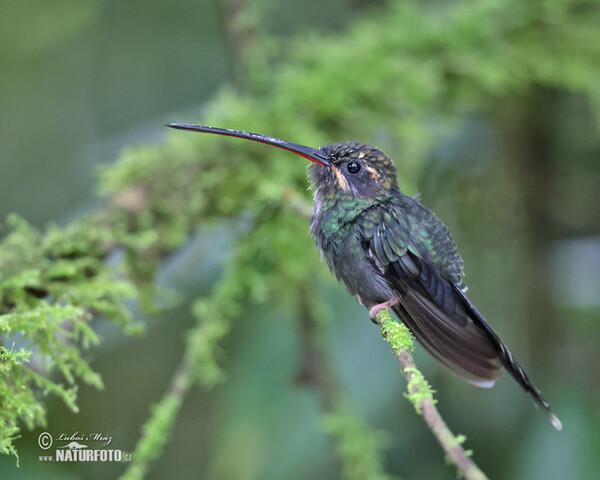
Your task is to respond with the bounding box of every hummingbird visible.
[168,123,562,430]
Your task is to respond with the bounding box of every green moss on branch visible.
[374,309,487,480]
[1,0,599,474]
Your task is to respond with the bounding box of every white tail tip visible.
[550,413,563,431]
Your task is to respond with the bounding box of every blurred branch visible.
[119,357,193,480]
[2,0,599,473]
[294,288,395,480]
[119,296,233,478]
[293,288,339,409]
[375,310,489,480]
[215,0,258,89]
[283,187,314,219]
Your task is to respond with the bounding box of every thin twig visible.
[293,289,340,411]
[119,357,193,480]
[282,187,314,219]
[215,0,255,89]
[376,309,489,480]
[294,289,394,480]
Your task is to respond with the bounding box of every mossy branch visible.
[1,0,598,475]
[118,357,193,480]
[375,309,488,480]
[294,288,396,480]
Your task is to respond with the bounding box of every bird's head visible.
[167,124,398,202]
[309,141,398,202]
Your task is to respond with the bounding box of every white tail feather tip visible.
[551,413,563,431]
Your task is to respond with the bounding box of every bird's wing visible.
[359,197,560,428]
[359,199,503,386]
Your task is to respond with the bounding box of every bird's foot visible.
[368,298,399,323]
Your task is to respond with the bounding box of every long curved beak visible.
[167,124,330,167]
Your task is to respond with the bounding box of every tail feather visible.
[389,278,562,430]
[452,285,562,430]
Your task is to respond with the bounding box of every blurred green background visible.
[1,0,599,479]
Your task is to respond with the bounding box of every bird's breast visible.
[312,216,394,307]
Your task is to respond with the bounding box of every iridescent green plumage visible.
[168,123,562,430]
[309,141,560,429]
[310,142,465,310]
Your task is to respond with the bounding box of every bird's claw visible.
[368,298,399,323]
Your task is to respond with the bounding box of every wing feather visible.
[359,200,503,386]
[357,197,560,427]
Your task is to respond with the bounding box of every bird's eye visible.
[347,161,361,174]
